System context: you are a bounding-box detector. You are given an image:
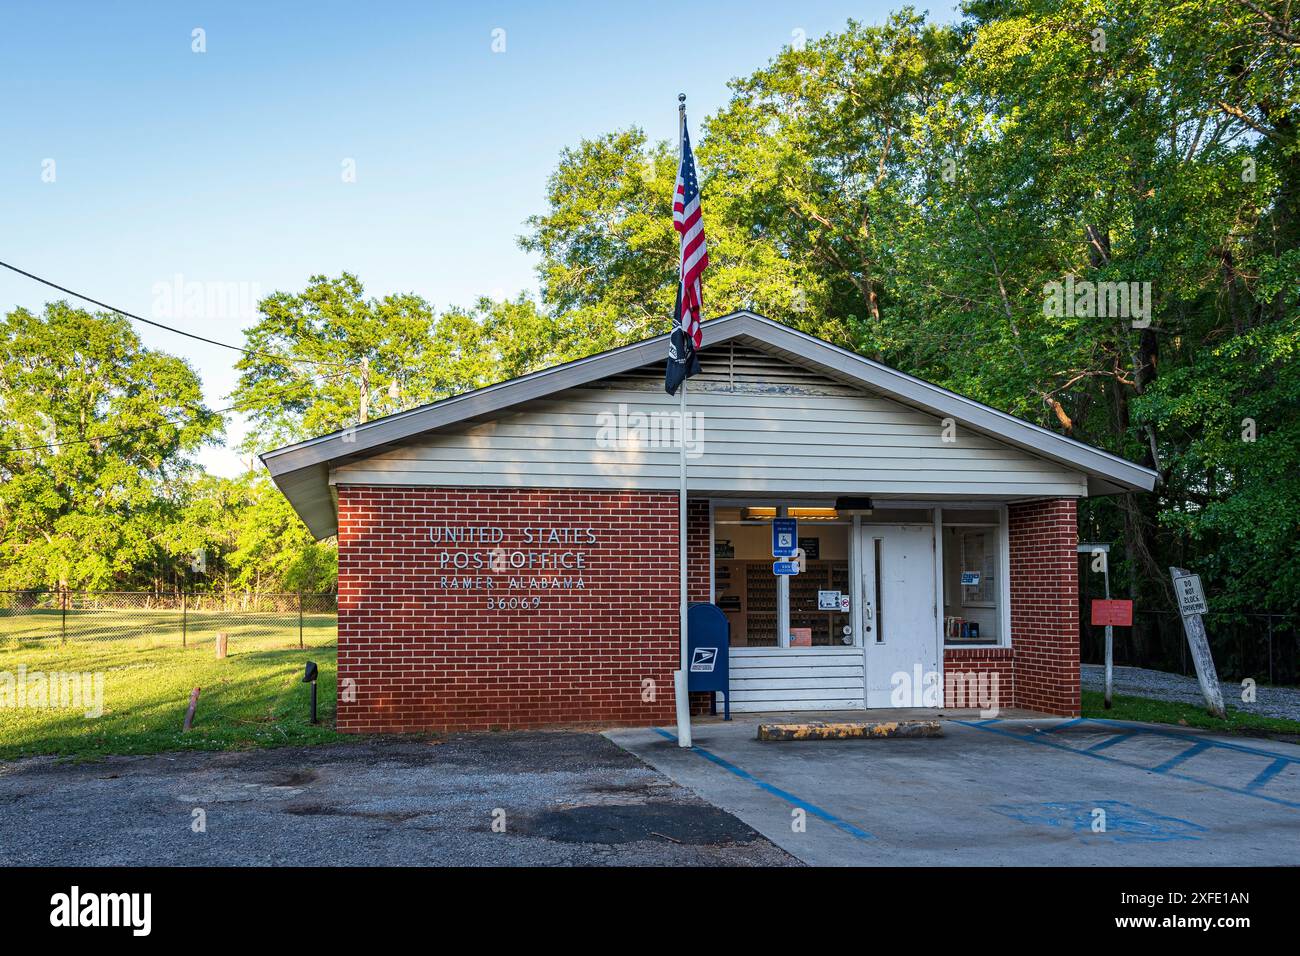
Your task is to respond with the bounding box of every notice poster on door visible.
[789,627,812,646]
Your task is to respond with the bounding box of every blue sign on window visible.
[772,517,798,557]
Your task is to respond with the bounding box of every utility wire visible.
[0,259,350,370]
[0,368,355,455]
[0,405,236,454]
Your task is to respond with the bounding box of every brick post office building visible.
[264,312,1156,733]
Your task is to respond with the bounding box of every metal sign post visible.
[1102,555,1112,708]
[1079,543,1114,708]
[1170,567,1225,718]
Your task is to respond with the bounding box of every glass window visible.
[787,522,851,647]
[712,506,779,647]
[941,516,1002,645]
[712,505,851,647]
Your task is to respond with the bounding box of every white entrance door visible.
[858,525,939,707]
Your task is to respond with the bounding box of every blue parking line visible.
[651,727,874,841]
[954,719,1300,810]
[1083,718,1300,763]
[1043,717,1084,733]
[1247,758,1289,792]
[1087,733,1134,752]
[1151,740,1211,774]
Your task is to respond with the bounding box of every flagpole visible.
[674,93,693,749]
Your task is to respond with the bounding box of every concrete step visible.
[757,719,943,741]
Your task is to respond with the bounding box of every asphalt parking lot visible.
[607,715,1300,866]
[6,717,1296,867]
[0,733,795,866]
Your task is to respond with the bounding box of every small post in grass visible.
[215,631,228,659]
[303,661,319,724]
[183,687,201,731]
[298,591,304,649]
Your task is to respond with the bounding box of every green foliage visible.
[4,1,1297,621]
[160,472,338,594]
[0,303,221,589]
[233,273,438,451]
[519,0,1300,616]
[521,129,683,349]
[233,273,568,453]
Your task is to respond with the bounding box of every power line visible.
[0,405,235,454]
[0,259,349,370]
[0,367,355,454]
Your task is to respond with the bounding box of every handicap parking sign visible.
[772,517,797,557]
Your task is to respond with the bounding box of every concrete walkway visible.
[606,714,1300,866]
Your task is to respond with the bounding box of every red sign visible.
[1091,599,1133,627]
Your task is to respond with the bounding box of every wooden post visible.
[215,631,228,659]
[183,687,201,731]
[1170,567,1226,718]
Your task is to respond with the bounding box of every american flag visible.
[666,115,707,396]
[673,124,708,348]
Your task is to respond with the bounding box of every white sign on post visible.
[1174,573,1208,616]
[1170,567,1225,719]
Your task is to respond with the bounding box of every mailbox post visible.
[303,660,319,724]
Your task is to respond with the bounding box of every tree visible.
[703,10,958,352]
[517,0,1299,621]
[233,274,565,455]
[0,302,221,589]
[521,129,685,351]
[233,273,436,452]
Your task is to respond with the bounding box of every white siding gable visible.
[331,343,1086,499]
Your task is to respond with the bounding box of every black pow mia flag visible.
[665,283,701,396]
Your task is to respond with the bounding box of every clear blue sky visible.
[1,1,957,475]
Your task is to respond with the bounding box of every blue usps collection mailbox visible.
[687,602,731,720]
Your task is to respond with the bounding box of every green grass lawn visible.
[1082,689,1300,738]
[0,615,344,759]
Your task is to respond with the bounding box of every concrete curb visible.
[756,719,944,741]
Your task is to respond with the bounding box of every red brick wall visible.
[335,486,679,732]
[688,498,710,603]
[1008,498,1080,716]
[687,498,715,715]
[943,647,1014,710]
[335,487,1080,728]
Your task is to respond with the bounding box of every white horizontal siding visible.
[331,358,1087,497]
[727,647,866,712]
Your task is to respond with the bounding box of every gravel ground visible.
[1082,663,1300,721]
[0,732,798,866]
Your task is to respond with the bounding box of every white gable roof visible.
[262,311,1157,538]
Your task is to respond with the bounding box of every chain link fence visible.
[0,591,337,650]
[1080,608,1299,687]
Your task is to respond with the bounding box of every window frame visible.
[939,504,1012,649]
